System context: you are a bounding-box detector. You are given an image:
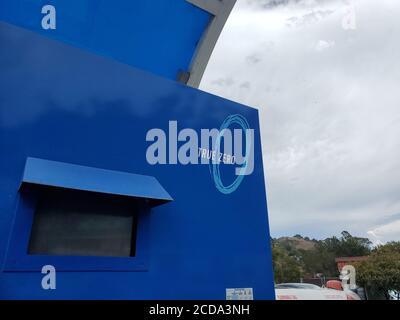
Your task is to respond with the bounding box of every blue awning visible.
[20,157,173,207]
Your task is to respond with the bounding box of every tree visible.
[356,242,400,299]
[271,232,373,282]
[336,231,372,257]
[271,241,302,283]
[300,231,372,277]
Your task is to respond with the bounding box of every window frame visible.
[4,187,150,272]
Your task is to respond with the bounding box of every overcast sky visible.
[200,0,400,244]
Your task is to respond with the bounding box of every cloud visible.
[243,0,338,10]
[201,0,400,241]
[368,219,400,245]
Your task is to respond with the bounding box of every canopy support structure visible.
[185,0,236,88]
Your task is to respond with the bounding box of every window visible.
[5,157,172,271]
[28,188,138,258]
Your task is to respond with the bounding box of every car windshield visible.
[275,283,321,290]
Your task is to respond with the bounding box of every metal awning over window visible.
[20,157,173,207]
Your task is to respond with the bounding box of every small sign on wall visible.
[226,288,254,300]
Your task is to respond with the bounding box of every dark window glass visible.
[28,188,138,258]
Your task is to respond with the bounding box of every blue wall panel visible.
[0,0,211,80]
[0,21,274,299]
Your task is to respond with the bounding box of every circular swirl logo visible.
[211,114,252,194]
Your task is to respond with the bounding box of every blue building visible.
[0,1,275,299]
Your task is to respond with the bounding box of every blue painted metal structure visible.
[0,0,211,81]
[0,5,274,300]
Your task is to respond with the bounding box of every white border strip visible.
[185,0,236,88]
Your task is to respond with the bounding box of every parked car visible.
[275,282,361,300]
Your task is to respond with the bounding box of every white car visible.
[275,283,361,300]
